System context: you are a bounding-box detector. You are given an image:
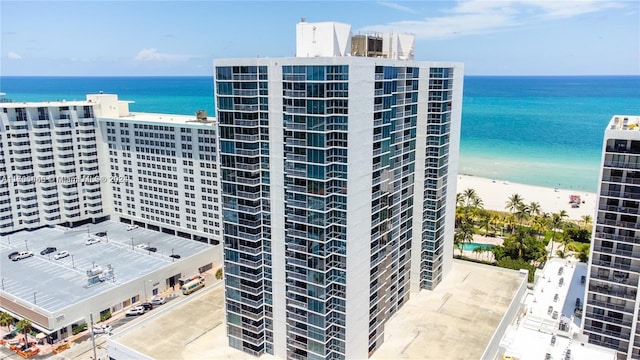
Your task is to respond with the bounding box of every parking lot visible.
[0,221,214,313]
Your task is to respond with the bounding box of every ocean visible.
[1,75,639,192]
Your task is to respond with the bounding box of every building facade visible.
[95,95,223,245]
[215,21,463,359]
[0,99,106,233]
[0,94,223,245]
[583,115,640,359]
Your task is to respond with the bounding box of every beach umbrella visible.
[35,333,46,339]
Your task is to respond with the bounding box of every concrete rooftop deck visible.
[373,260,526,360]
[109,260,525,360]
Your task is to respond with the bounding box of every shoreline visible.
[456,174,597,221]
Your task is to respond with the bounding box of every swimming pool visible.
[460,243,495,251]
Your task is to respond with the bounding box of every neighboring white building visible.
[0,99,107,232]
[215,20,462,359]
[0,94,223,246]
[95,94,222,245]
[0,94,224,342]
[582,115,640,359]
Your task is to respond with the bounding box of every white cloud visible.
[8,52,22,60]
[377,1,416,13]
[133,48,191,62]
[360,0,628,39]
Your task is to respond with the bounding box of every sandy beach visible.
[456,175,597,221]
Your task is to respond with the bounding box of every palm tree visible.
[529,202,542,218]
[582,215,593,230]
[16,319,31,347]
[549,212,565,258]
[473,246,483,260]
[454,220,474,256]
[0,312,13,331]
[462,188,478,208]
[505,193,524,233]
[512,227,530,259]
[514,202,530,226]
[478,214,491,236]
[505,193,524,214]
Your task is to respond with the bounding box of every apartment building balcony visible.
[13,166,34,177]
[9,122,29,130]
[598,204,640,215]
[595,231,640,245]
[40,186,58,196]
[227,256,263,269]
[589,283,637,300]
[11,141,31,151]
[42,201,59,211]
[584,324,631,341]
[602,175,640,186]
[591,258,640,273]
[234,243,263,255]
[585,311,634,328]
[286,257,307,268]
[593,245,640,258]
[228,281,265,296]
[236,269,263,282]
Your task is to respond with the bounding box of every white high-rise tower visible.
[215,21,463,359]
[583,115,640,359]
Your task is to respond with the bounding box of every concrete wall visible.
[345,61,375,359]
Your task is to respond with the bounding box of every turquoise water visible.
[460,243,494,251]
[1,75,639,192]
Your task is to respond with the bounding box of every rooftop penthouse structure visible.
[215,20,463,359]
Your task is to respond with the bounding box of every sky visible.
[1,0,639,76]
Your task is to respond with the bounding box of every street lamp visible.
[24,239,28,251]
[71,254,75,269]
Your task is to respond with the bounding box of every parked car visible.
[92,324,113,334]
[8,251,19,260]
[547,306,553,315]
[40,247,57,255]
[2,333,17,340]
[136,244,149,250]
[141,302,154,311]
[552,311,559,320]
[575,297,581,307]
[54,251,70,260]
[169,254,181,259]
[551,335,556,346]
[146,247,157,252]
[85,238,100,246]
[553,293,559,302]
[95,231,107,237]
[11,251,34,261]
[558,266,564,275]
[125,306,145,316]
[127,225,139,231]
[150,297,166,305]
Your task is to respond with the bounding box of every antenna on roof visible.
[301,17,306,22]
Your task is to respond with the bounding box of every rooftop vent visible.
[196,110,208,122]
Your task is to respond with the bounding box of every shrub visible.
[496,256,536,282]
[72,323,87,335]
[99,312,112,322]
[215,268,223,280]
